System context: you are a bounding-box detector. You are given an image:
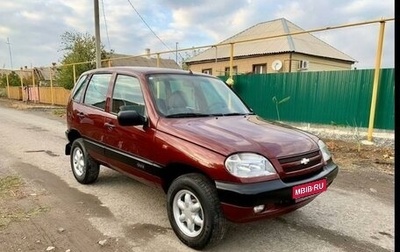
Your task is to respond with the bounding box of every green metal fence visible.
[220,68,394,130]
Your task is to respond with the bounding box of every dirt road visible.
[0,100,394,252]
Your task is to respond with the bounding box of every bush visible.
[0,88,6,97]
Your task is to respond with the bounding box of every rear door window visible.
[71,74,88,102]
[83,73,112,110]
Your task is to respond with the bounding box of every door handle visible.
[77,112,85,118]
[104,122,115,129]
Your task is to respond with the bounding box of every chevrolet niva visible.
[65,67,338,250]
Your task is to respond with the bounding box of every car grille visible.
[278,150,323,182]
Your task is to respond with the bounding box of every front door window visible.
[111,75,145,116]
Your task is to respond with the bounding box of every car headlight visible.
[318,140,332,162]
[225,153,276,178]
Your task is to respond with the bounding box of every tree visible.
[0,74,5,87]
[0,71,21,87]
[56,31,109,89]
[22,74,39,86]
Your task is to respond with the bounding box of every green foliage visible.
[56,31,109,89]
[22,74,38,86]
[0,72,21,87]
[0,74,4,87]
[181,62,189,70]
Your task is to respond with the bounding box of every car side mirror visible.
[117,110,146,126]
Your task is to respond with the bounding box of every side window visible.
[253,64,267,74]
[83,73,112,110]
[202,68,212,75]
[111,75,145,115]
[224,66,238,76]
[71,74,88,102]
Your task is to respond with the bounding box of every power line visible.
[126,0,171,51]
[100,0,112,51]
[126,0,186,64]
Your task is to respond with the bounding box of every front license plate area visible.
[292,178,327,200]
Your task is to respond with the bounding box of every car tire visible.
[70,138,100,184]
[167,173,226,250]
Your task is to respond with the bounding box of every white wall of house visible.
[187,53,352,76]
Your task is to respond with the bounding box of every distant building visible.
[2,51,181,87]
[0,66,41,85]
[0,69,13,77]
[185,18,356,76]
[104,52,181,69]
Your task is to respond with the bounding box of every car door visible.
[103,74,160,185]
[77,72,113,163]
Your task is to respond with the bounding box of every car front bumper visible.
[215,161,338,222]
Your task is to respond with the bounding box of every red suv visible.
[65,67,338,249]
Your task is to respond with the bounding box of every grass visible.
[0,175,49,228]
[52,108,66,117]
[0,176,23,198]
[0,88,6,97]
[0,206,50,228]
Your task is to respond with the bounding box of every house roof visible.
[29,54,180,81]
[108,53,181,69]
[0,69,13,75]
[186,18,356,63]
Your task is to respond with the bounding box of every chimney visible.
[145,48,150,58]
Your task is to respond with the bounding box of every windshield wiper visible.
[165,113,210,118]
[210,112,255,117]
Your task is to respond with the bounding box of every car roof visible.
[82,66,214,78]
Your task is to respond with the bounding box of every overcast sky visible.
[0,0,394,70]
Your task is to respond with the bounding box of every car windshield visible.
[147,74,252,118]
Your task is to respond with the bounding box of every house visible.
[104,52,181,69]
[185,18,356,76]
[30,51,181,86]
[0,67,41,86]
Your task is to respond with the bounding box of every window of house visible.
[253,64,267,74]
[202,68,212,75]
[224,66,238,76]
[111,75,145,115]
[83,74,112,110]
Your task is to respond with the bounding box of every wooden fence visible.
[7,86,71,106]
[8,87,22,100]
[39,87,71,105]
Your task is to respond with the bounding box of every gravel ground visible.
[0,97,394,251]
[292,122,394,148]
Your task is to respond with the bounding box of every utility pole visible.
[367,20,386,142]
[6,37,13,69]
[94,0,101,68]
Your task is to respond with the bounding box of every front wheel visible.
[167,173,226,250]
[70,138,100,184]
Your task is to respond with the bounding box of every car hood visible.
[157,115,319,158]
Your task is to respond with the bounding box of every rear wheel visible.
[70,138,99,184]
[167,173,226,250]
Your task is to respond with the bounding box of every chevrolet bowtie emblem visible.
[300,158,310,165]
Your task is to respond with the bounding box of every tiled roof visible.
[186,18,355,63]
[108,53,180,69]
[1,54,180,82]
[30,54,180,81]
